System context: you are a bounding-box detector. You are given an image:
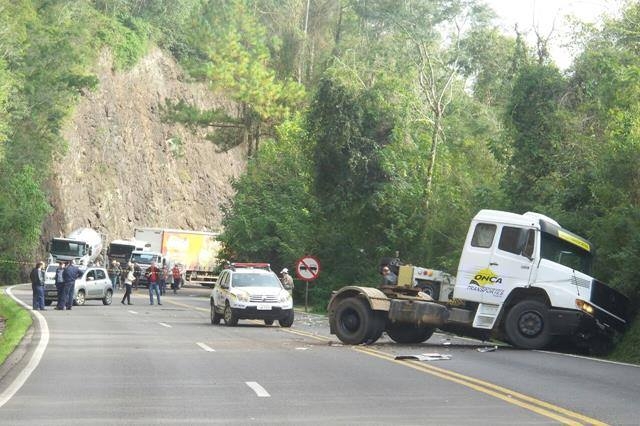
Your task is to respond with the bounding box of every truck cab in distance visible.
[47,228,104,267]
[328,210,630,351]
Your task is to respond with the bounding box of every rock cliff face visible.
[43,47,245,245]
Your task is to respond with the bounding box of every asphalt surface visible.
[1,284,639,425]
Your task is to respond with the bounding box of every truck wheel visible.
[75,290,86,306]
[279,310,294,328]
[210,302,222,324]
[386,324,435,344]
[364,312,386,344]
[505,300,552,349]
[102,289,113,305]
[334,298,376,345]
[223,303,238,326]
[417,283,439,300]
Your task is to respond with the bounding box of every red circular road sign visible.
[295,256,321,282]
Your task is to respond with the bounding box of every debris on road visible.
[395,353,452,361]
[476,345,498,353]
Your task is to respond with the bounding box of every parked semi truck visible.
[107,238,151,266]
[133,228,221,286]
[328,210,630,351]
[47,228,104,267]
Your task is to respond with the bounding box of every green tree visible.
[166,0,305,158]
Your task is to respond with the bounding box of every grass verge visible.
[0,290,33,365]
[608,316,640,364]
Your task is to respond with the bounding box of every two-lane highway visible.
[1,284,639,424]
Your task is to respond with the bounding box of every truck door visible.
[484,226,536,304]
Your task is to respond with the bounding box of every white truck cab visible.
[453,210,628,348]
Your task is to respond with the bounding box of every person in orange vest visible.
[146,261,161,305]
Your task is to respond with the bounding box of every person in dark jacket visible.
[62,260,82,310]
[54,261,66,310]
[30,261,45,310]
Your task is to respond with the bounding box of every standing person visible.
[133,263,141,290]
[165,265,174,295]
[109,261,121,292]
[54,261,66,310]
[171,264,182,293]
[280,268,294,297]
[146,261,161,305]
[159,264,167,296]
[30,261,45,310]
[121,262,135,305]
[62,260,82,310]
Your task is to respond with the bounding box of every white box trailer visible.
[133,228,221,286]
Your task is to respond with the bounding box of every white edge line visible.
[0,285,50,408]
[196,342,216,352]
[534,349,640,368]
[246,381,270,397]
[158,322,172,328]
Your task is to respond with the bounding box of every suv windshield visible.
[541,232,592,275]
[231,272,282,288]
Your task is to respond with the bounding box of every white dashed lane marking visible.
[196,342,216,352]
[158,322,172,328]
[246,382,270,398]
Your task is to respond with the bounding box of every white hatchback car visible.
[210,263,294,327]
[44,266,113,306]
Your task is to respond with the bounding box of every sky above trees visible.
[484,0,621,68]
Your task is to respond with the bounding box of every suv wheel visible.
[279,310,294,328]
[224,303,238,326]
[210,301,222,324]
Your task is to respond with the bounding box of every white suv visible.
[210,264,294,327]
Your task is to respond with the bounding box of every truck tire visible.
[386,324,435,344]
[504,300,552,349]
[223,303,238,326]
[334,298,377,345]
[365,312,386,344]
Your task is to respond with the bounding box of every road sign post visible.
[295,255,320,312]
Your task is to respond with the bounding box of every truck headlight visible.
[576,299,594,315]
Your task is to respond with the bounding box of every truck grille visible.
[590,279,629,329]
[249,294,278,303]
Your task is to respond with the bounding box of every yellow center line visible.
[168,298,606,425]
[355,346,607,426]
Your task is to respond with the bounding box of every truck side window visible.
[498,226,529,256]
[471,223,496,248]
[522,229,535,258]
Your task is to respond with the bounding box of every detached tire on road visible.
[386,324,435,344]
[504,300,552,349]
[334,298,378,345]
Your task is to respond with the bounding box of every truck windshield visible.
[108,244,133,256]
[130,253,158,264]
[540,232,592,275]
[51,240,86,257]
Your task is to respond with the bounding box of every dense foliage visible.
[1,0,639,361]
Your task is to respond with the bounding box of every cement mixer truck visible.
[47,228,105,267]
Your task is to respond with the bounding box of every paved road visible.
[1,284,639,425]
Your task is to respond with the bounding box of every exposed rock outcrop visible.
[43,47,245,244]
